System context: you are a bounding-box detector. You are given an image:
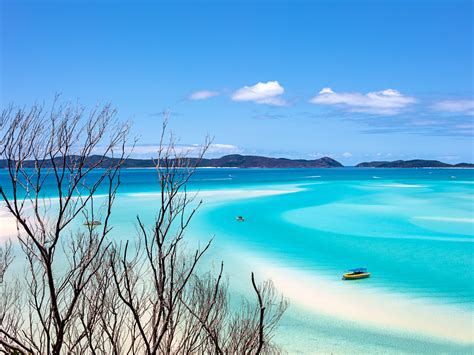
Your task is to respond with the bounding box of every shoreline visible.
[0,187,304,242]
[252,257,473,344]
[2,182,473,347]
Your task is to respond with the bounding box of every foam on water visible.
[2,167,473,352]
[414,216,474,223]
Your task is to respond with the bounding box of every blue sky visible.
[1,0,473,164]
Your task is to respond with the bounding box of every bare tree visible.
[0,106,287,354]
[0,101,130,354]
[0,242,13,284]
[106,119,287,354]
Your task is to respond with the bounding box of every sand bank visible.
[127,186,303,205]
[254,259,473,343]
[413,216,474,224]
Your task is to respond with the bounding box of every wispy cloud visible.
[206,143,242,156]
[187,90,220,100]
[231,81,286,106]
[128,143,241,158]
[150,110,184,117]
[251,112,287,120]
[432,99,474,116]
[358,114,473,137]
[310,87,416,115]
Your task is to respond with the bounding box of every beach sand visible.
[0,206,18,242]
[254,259,473,344]
[3,186,473,349]
[127,186,304,205]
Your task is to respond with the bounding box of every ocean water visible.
[1,168,473,353]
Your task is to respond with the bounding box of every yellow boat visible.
[343,268,370,280]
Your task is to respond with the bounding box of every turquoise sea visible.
[2,168,473,353]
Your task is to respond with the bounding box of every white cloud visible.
[342,152,352,158]
[188,90,219,100]
[231,81,286,106]
[432,100,474,116]
[128,143,241,158]
[310,87,416,115]
[206,143,242,155]
[168,143,242,158]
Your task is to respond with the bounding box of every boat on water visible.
[83,220,102,227]
[236,216,245,222]
[342,268,370,280]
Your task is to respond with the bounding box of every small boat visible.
[236,216,245,222]
[342,268,370,280]
[84,220,102,227]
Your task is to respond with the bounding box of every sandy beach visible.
[255,258,473,343]
[0,205,18,242]
[2,172,473,352]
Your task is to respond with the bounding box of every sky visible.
[1,0,473,164]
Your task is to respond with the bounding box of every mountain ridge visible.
[0,154,343,169]
[356,159,474,168]
[1,155,472,169]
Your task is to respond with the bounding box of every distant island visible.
[196,155,343,168]
[1,155,473,169]
[356,159,474,168]
[0,154,343,169]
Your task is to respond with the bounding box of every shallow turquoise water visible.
[111,168,474,352]
[2,167,473,353]
[198,179,473,305]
